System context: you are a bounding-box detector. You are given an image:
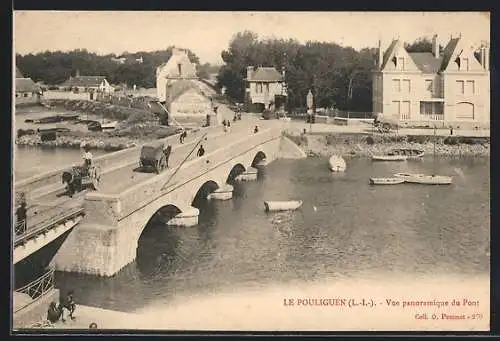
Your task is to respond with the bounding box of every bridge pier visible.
[207,184,233,200]
[235,167,259,181]
[166,206,199,227]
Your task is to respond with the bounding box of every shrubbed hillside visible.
[16,47,220,88]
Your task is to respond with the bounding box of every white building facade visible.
[372,35,490,128]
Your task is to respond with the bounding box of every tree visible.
[16,47,201,88]
[216,31,377,112]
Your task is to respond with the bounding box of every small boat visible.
[390,148,425,159]
[328,155,346,172]
[101,120,118,130]
[58,113,80,121]
[394,173,452,185]
[372,154,407,161]
[370,177,405,185]
[264,200,303,212]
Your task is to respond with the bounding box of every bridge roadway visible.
[18,115,277,247]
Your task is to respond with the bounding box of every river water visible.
[45,155,490,330]
[14,146,490,330]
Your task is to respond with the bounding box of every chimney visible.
[432,35,439,58]
[378,39,383,69]
[247,66,254,80]
[484,45,490,71]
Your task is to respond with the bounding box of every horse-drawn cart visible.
[140,142,168,174]
[62,165,101,197]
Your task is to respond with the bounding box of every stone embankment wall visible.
[285,132,490,158]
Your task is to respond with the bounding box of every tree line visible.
[16,47,216,89]
[217,32,441,113]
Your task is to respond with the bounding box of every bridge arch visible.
[192,180,220,207]
[226,163,246,184]
[251,151,267,168]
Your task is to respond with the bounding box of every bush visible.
[366,136,374,145]
[407,135,430,144]
[443,136,459,145]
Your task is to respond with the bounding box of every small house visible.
[245,66,287,112]
[165,80,212,118]
[15,67,42,106]
[61,71,114,97]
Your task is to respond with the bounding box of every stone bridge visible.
[52,123,306,277]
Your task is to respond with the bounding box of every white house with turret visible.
[372,34,490,127]
[156,48,198,103]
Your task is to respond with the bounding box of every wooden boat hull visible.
[390,148,425,159]
[372,155,407,161]
[328,155,346,172]
[370,177,405,185]
[394,173,452,185]
[101,121,118,130]
[264,200,303,212]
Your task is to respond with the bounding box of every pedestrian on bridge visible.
[197,144,205,157]
[254,125,259,134]
[180,130,187,144]
[227,121,231,133]
[83,146,93,168]
[164,145,172,168]
[15,202,27,236]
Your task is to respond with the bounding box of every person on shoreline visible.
[197,144,205,157]
[47,301,63,324]
[60,291,76,321]
[450,127,454,136]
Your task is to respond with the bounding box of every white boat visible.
[264,200,303,212]
[370,177,405,185]
[101,120,118,130]
[372,154,407,161]
[328,155,346,172]
[394,173,452,185]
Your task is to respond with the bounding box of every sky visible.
[14,11,490,65]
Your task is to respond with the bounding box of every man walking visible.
[164,145,172,168]
[83,146,93,168]
[197,144,205,157]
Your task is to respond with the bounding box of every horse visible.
[62,169,82,198]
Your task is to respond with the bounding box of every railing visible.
[14,268,55,313]
[14,207,85,248]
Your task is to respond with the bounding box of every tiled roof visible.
[439,37,460,72]
[248,67,283,82]
[63,76,107,87]
[16,78,41,93]
[408,52,443,74]
[165,80,204,106]
[16,67,24,78]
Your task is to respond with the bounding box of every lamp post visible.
[306,89,314,133]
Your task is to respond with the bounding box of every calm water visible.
[14,146,108,180]
[46,156,490,313]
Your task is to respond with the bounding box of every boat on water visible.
[390,148,425,159]
[264,200,303,212]
[328,155,347,172]
[370,177,405,185]
[372,154,407,162]
[101,121,118,130]
[394,173,452,185]
[392,127,452,185]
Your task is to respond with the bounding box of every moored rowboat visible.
[369,177,405,185]
[372,154,407,161]
[328,155,346,172]
[390,148,425,159]
[264,200,303,212]
[394,173,452,185]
